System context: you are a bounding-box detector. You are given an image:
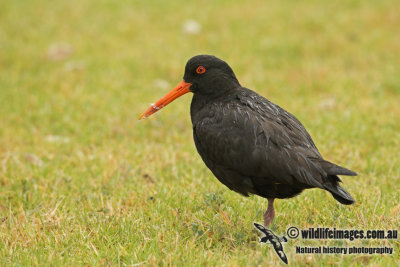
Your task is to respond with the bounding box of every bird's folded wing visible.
[194,92,328,188]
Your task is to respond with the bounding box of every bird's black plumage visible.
[140,54,357,227]
[185,55,356,204]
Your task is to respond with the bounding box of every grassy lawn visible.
[0,0,399,265]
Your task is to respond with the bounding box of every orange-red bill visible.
[139,80,192,120]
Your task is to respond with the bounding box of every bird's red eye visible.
[196,66,206,74]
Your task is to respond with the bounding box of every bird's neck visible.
[190,88,239,125]
[190,94,210,116]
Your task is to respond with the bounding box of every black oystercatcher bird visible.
[139,55,356,227]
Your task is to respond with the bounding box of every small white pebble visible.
[152,79,170,91]
[63,60,85,71]
[182,19,202,35]
[45,135,71,144]
[47,43,73,61]
[24,154,43,167]
[318,97,336,110]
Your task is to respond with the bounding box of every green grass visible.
[1,0,399,265]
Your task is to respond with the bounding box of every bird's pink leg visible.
[263,198,275,228]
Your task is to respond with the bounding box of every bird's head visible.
[139,55,240,119]
[183,55,240,95]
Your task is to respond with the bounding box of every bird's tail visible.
[320,160,357,177]
[320,160,357,205]
[323,175,355,205]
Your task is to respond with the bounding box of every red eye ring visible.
[196,66,206,74]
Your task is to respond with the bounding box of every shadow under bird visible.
[139,55,357,227]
